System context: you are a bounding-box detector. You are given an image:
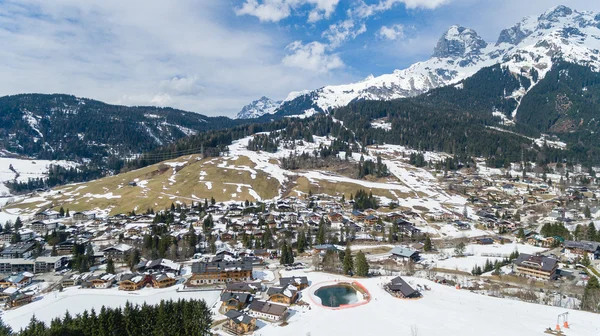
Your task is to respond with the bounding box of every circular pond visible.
[314,284,359,308]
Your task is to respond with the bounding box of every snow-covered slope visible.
[235,96,282,119]
[276,5,600,119]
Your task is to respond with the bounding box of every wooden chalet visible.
[224,310,257,335]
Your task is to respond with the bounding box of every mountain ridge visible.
[248,5,600,120]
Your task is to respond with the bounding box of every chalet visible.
[135,258,181,274]
[119,273,148,291]
[152,274,177,288]
[0,273,33,289]
[266,284,298,305]
[72,211,96,222]
[186,260,253,286]
[252,249,271,259]
[86,273,116,289]
[513,254,558,281]
[102,243,133,262]
[475,237,494,245]
[386,212,403,222]
[563,240,600,260]
[0,242,36,259]
[248,300,288,322]
[224,310,257,335]
[390,247,420,262]
[7,292,33,308]
[34,210,60,221]
[220,292,253,313]
[327,212,344,223]
[351,210,366,222]
[279,276,309,290]
[365,214,379,225]
[387,276,420,298]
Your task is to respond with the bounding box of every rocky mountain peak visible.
[432,25,487,59]
[235,96,282,119]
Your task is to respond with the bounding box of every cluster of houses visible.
[61,257,181,291]
[218,276,309,334]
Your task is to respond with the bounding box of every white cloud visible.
[322,19,367,48]
[352,0,451,19]
[282,41,344,73]
[0,0,356,116]
[378,24,405,40]
[236,0,340,23]
[160,76,204,96]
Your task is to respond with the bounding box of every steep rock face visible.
[269,6,600,120]
[235,96,282,119]
[432,25,487,58]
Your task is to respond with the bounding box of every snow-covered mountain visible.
[275,5,600,119]
[235,96,282,119]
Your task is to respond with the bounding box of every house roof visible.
[514,254,558,272]
[390,247,418,258]
[226,282,259,292]
[564,240,600,252]
[249,300,287,316]
[224,309,254,325]
[388,276,418,297]
[266,284,297,298]
[220,291,252,304]
[279,276,308,287]
[102,243,133,253]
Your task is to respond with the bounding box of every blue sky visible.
[1,0,600,117]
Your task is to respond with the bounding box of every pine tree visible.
[424,236,432,252]
[129,249,141,271]
[517,228,526,241]
[51,244,58,256]
[280,241,289,265]
[106,258,116,274]
[297,229,306,253]
[14,217,22,230]
[582,252,591,267]
[316,218,326,245]
[343,244,353,275]
[584,205,592,219]
[0,316,12,336]
[587,223,597,241]
[59,206,65,217]
[354,251,369,277]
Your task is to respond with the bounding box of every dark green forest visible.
[0,299,212,336]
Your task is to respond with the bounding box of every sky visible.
[1,0,600,117]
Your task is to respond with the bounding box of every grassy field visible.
[5,154,281,216]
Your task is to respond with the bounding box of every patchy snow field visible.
[2,285,220,331]
[0,158,77,195]
[255,270,600,336]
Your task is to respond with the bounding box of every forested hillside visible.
[0,94,239,161]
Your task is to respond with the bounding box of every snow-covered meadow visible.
[256,270,600,336]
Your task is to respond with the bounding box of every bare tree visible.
[410,325,419,336]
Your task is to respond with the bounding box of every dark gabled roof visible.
[226,282,258,292]
[220,292,252,304]
[266,284,297,298]
[564,240,600,252]
[248,300,287,316]
[279,276,308,287]
[191,259,253,274]
[225,310,254,325]
[388,276,418,297]
[514,253,558,272]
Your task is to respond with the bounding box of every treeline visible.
[6,164,105,194]
[7,299,212,336]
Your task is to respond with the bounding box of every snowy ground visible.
[253,270,600,336]
[0,157,77,196]
[2,285,220,332]
[425,243,548,273]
